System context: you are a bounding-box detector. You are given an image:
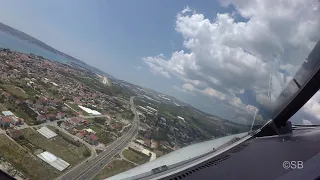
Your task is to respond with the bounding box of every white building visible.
[37,151,70,171]
[37,127,57,139]
[2,111,14,116]
[177,116,186,123]
[78,105,102,115]
[146,106,157,113]
[129,142,156,161]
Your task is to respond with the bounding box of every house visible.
[36,97,47,105]
[2,92,14,101]
[35,103,44,109]
[88,134,99,145]
[6,129,22,139]
[10,116,23,126]
[54,98,63,106]
[56,112,65,119]
[25,99,34,106]
[15,99,24,105]
[62,106,69,112]
[37,115,47,122]
[60,122,72,129]
[70,117,80,125]
[76,132,84,139]
[48,99,58,107]
[46,114,56,121]
[144,139,151,147]
[0,117,12,128]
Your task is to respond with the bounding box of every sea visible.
[0,30,69,63]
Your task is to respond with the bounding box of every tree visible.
[83,150,91,157]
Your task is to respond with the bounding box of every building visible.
[60,122,72,129]
[146,106,158,113]
[37,127,57,139]
[46,114,56,121]
[10,116,23,126]
[88,134,99,145]
[2,92,14,101]
[56,112,65,119]
[0,117,12,128]
[177,116,186,123]
[6,129,22,139]
[37,115,47,122]
[84,128,95,134]
[129,142,156,161]
[70,117,80,125]
[76,132,84,139]
[2,111,14,116]
[37,151,70,171]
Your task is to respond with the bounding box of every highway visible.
[58,96,139,180]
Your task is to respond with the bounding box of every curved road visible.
[58,96,139,180]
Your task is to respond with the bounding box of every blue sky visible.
[0,0,319,125]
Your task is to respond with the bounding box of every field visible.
[0,103,7,111]
[66,102,82,112]
[89,124,104,134]
[0,134,60,180]
[66,102,91,116]
[20,127,89,166]
[93,159,135,180]
[2,85,29,99]
[122,148,150,165]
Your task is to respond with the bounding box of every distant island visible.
[0,22,107,76]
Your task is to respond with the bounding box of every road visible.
[58,96,139,180]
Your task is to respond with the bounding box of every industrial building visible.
[146,106,158,113]
[129,142,156,161]
[37,126,57,139]
[2,111,14,116]
[37,151,70,171]
[78,105,102,115]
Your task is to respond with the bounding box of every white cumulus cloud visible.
[143,0,320,122]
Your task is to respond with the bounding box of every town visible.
[0,48,244,180]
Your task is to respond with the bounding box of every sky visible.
[0,0,319,125]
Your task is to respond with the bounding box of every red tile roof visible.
[90,134,98,140]
[71,117,79,123]
[2,117,11,123]
[46,114,55,117]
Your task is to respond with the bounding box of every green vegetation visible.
[66,102,82,112]
[94,117,107,125]
[121,110,134,120]
[2,101,35,125]
[96,149,103,154]
[47,125,83,147]
[96,131,114,145]
[58,70,136,98]
[0,103,7,111]
[93,160,135,180]
[1,85,29,99]
[122,148,150,165]
[66,102,90,116]
[88,124,113,144]
[151,129,169,142]
[114,153,121,158]
[20,128,89,166]
[22,87,39,100]
[89,124,103,134]
[0,134,60,180]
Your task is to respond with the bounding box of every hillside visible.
[0,22,106,75]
